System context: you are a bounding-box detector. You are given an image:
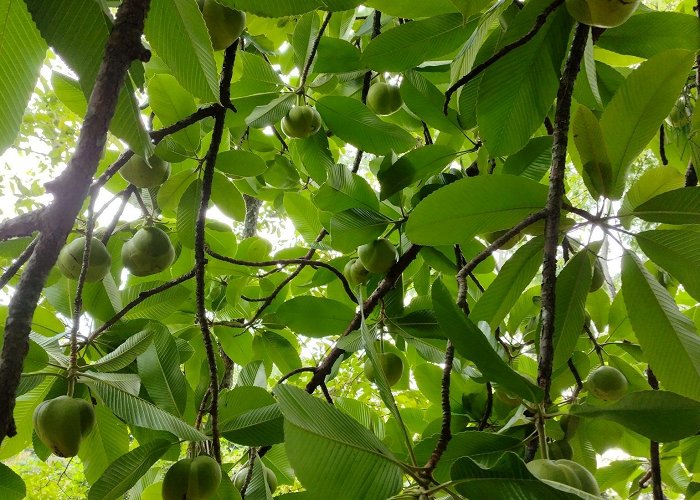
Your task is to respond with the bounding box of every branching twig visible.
[0,238,38,290]
[298,12,333,91]
[0,209,44,242]
[444,0,565,113]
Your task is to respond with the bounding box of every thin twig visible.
[0,238,38,290]
[298,12,333,91]
[423,342,454,475]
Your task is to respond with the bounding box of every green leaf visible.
[52,72,87,117]
[400,70,462,134]
[211,172,246,221]
[147,73,200,154]
[90,329,154,372]
[476,0,572,155]
[26,0,152,156]
[86,379,208,441]
[136,326,188,417]
[329,208,390,253]
[636,229,700,301]
[245,93,295,128]
[0,461,25,500]
[276,297,355,337]
[315,38,363,73]
[630,187,700,225]
[273,385,403,500]
[597,12,700,59]
[432,280,543,402]
[253,331,302,375]
[451,452,590,500]
[315,164,379,213]
[0,0,46,154]
[572,106,612,198]
[470,237,544,331]
[617,166,685,225]
[316,96,415,155]
[176,179,202,249]
[378,145,457,200]
[121,280,191,321]
[145,0,219,101]
[87,439,172,500]
[406,175,548,245]
[215,150,268,177]
[218,0,320,17]
[289,132,332,184]
[571,390,700,442]
[78,404,129,484]
[284,192,323,243]
[218,387,284,446]
[551,248,593,370]
[600,49,695,199]
[362,14,475,72]
[364,0,459,17]
[502,136,553,181]
[621,251,700,400]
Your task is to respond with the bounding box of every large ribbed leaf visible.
[276,297,355,337]
[328,208,391,253]
[147,73,200,154]
[26,0,152,156]
[617,166,685,225]
[273,385,403,500]
[362,14,475,72]
[218,0,320,16]
[121,280,191,320]
[406,175,548,245]
[600,49,695,199]
[316,96,415,155]
[79,372,141,395]
[378,145,457,200]
[400,70,462,134]
[145,0,219,101]
[551,248,594,370]
[621,251,700,400]
[597,12,700,58]
[433,280,543,402]
[470,237,544,331]
[0,462,24,500]
[502,136,553,181]
[218,387,284,446]
[136,327,187,417]
[476,0,572,156]
[284,192,323,243]
[0,0,45,154]
[86,379,208,441]
[630,187,700,225]
[87,439,172,500]
[571,391,700,442]
[90,329,154,372]
[315,164,379,213]
[78,404,129,484]
[572,106,612,199]
[364,0,459,17]
[636,229,700,301]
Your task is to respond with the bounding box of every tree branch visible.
[298,12,332,91]
[0,0,151,444]
[0,209,43,242]
[423,341,454,475]
[443,0,565,113]
[647,367,663,500]
[0,238,37,290]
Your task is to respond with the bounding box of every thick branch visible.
[0,210,44,242]
[0,0,151,444]
[537,23,589,403]
[443,0,565,113]
[423,342,454,475]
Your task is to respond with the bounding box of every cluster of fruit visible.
[56,155,175,282]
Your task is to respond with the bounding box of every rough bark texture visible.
[0,0,151,444]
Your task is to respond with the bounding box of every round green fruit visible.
[526,459,582,490]
[120,154,170,188]
[281,105,322,139]
[121,226,176,277]
[357,238,398,274]
[565,0,640,28]
[667,95,693,128]
[343,258,370,286]
[364,352,404,387]
[202,0,245,51]
[33,396,95,458]
[586,365,628,401]
[557,459,601,496]
[367,82,403,116]
[57,236,112,282]
[233,466,277,493]
[162,455,222,500]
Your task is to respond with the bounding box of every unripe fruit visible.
[202,0,246,51]
[364,352,403,387]
[527,459,601,496]
[565,0,640,28]
[33,396,95,458]
[357,238,398,274]
[367,82,403,116]
[162,455,222,500]
[121,226,176,277]
[120,155,170,188]
[586,365,628,401]
[667,95,693,128]
[557,459,601,496]
[281,105,322,139]
[233,466,277,493]
[343,258,369,286]
[57,236,112,282]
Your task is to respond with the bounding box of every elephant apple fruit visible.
[57,236,112,282]
[343,258,370,286]
[364,352,403,387]
[162,455,222,499]
[120,154,170,188]
[566,0,640,28]
[586,365,628,401]
[33,396,95,457]
[121,226,176,277]
[281,105,322,139]
[202,0,246,51]
[367,82,403,116]
[233,466,277,493]
[357,238,398,274]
